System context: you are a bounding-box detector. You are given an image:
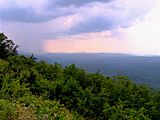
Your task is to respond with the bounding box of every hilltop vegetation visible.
[36,53,160,88]
[0,33,160,119]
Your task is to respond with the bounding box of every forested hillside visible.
[36,53,160,88]
[1,33,160,119]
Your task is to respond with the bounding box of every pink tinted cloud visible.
[44,31,130,53]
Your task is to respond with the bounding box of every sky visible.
[0,0,160,55]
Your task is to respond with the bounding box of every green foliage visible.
[1,34,160,119]
[1,54,160,119]
[0,99,16,120]
[0,97,80,120]
[0,33,18,59]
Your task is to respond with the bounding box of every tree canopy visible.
[0,33,18,59]
[0,33,160,120]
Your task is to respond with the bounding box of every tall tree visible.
[0,33,18,59]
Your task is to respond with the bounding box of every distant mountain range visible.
[22,52,160,88]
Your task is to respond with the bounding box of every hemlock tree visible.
[0,33,18,59]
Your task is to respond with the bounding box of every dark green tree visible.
[0,33,18,59]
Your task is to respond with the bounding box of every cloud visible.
[123,2,160,55]
[52,0,113,6]
[0,0,156,26]
[0,0,76,23]
[69,15,116,33]
[66,0,159,34]
[0,17,72,53]
[0,0,114,23]
[0,0,159,54]
[44,31,129,53]
[0,7,51,23]
[0,0,50,22]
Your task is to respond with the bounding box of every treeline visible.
[0,33,160,120]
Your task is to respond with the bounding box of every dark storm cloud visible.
[52,0,113,6]
[0,1,75,23]
[0,0,114,23]
[69,15,116,33]
[0,0,145,35]
[0,5,74,23]
[0,7,52,23]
